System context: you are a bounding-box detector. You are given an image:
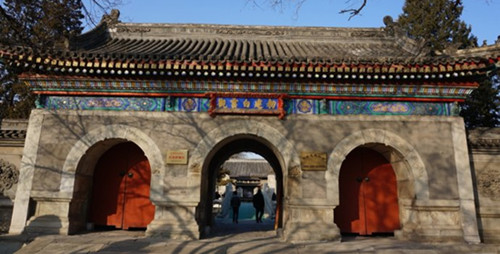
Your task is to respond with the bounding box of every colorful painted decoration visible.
[38,95,457,116]
[27,80,474,101]
[43,96,165,111]
[178,98,210,112]
[330,101,456,116]
[181,98,197,112]
[296,99,314,114]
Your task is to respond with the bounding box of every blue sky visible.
[105,0,500,45]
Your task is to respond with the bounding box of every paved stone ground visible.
[1,219,500,254]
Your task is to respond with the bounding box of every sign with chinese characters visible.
[166,150,189,165]
[207,92,286,119]
[216,97,279,111]
[300,151,327,171]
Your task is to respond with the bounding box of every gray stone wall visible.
[8,109,479,242]
[468,128,500,243]
[29,111,459,198]
[0,119,27,233]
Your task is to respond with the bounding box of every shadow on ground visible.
[4,218,500,254]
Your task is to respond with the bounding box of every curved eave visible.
[456,43,500,66]
[3,51,492,83]
[19,70,486,85]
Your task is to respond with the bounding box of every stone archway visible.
[327,129,429,204]
[188,119,301,205]
[60,124,165,233]
[327,129,430,239]
[61,124,164,199]
[189,120,300,177]
[198,135,284,238]
[188,120,301,240]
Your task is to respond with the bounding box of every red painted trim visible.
[33,90,465,102]
[278,94,286,119]
[208,93,216,117]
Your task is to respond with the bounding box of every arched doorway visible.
[198,135,284,238]
[88,142,155,229]
[334,146,400,235]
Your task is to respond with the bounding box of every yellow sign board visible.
[300,151,327,171]
[166,150,189,165]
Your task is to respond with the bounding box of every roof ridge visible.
[108,22,390,41]
[73,9,402,47]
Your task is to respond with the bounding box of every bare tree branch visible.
[339,0,368,20]
[246,0,368,19]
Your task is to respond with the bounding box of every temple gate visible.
[1,10,499,242]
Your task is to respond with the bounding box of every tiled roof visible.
[72,26,423,64]
[453,43,500,65]
[0,10,497,82]
[7,10,427,64]
[222,159,274,177]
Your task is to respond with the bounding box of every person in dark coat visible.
[252,188,265,223]
[230,191,241,223]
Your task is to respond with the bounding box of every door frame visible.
[334,146,400,235]
[327,129,431,239]
[63,124,165,234]
[198,135,285,237]
[88,141,155,229]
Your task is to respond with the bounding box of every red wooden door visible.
[89,142,155,229]
[334,147,400,235]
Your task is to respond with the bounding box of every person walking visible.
[253,188,265,223]
[230,191,241,223]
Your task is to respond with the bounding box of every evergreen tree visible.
[397,0,477,53]
[0,0,124,120]
[0,0,84,120]
[0,62,35,119]
[0,0,84,49]
[460,75,500,129]
[397,0,498,128]
[0,0,122,120]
